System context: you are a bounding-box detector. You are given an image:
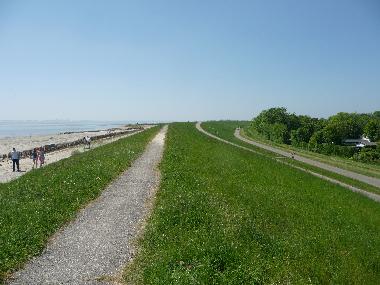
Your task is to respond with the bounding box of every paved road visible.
[8,126,168,285]
[196,122,380,202]
[234,129,380,189]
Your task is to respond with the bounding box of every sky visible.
[0,0,379,121]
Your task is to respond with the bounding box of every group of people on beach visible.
[10,136,92,173]
[10,147,45,172]
[31,147,45,168]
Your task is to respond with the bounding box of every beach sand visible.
[0,125,153,183]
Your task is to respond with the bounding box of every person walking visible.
[38,147,45,167]
[86,136,91,149]
[84,136,91,149]
[11,148,20,172]
[32,148,38,168]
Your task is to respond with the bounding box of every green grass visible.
[281,157,380,195]
[245,126,380,179]
[0,126,160,283]
[124,123,380,284]
[202,121,380,195]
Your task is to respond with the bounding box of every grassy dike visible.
[124,123,380,284]
[203,121,380,195]
[0,126,160,282]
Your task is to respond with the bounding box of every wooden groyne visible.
[1,126,144,160]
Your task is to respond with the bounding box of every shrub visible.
[353,147,380,163]
[309,143,358,158]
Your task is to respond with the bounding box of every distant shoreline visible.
[0,124,150,158]
[0,120,141,138]
[0,125,153,183]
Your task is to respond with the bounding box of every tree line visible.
[249,108,380,163]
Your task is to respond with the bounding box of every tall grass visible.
[124,123,380,284]
[0,126,160,282]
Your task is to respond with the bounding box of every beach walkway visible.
[196,122,380,202]
[8,126,167,285]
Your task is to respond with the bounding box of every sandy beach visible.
[0,125,153,183]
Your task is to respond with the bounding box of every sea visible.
[0,120,136,138]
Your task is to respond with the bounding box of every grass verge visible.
[203,121,380,195]
[0,126,160,283]
[124,123,380,284]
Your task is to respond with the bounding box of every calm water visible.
[0,120,135,138]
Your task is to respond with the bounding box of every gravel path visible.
[7,125,168,285]
[196,122,380,203]
[234,129,380,188]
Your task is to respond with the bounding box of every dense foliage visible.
[124,123,380,284]
[250,108,380,162]
[0,126,159,282]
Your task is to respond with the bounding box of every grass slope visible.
[124,123,380,284]
[0,126,160,282]
[245,126,380,179]
[203,121,380,195]
[202,120,380,180]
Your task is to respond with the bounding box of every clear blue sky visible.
[0,0,379,121]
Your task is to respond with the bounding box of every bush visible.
[352,147,380,163]
[309,143,358,158]
[269,123,289,144]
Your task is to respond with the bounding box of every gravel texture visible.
[196,122,380,202]
[7,125,167,285]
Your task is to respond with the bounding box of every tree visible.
[309,130,325,149]
[323,113,363,144]
[251,108,378,149]
[252,107,289,132]
[291,124,314,146]
[287,113,301,131]
[252,107,292,142]
[270,123,288,144]
[373,111,380,119]
[364,119,380,141]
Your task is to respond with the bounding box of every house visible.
[343,137,377,148]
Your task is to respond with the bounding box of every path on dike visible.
[8,125,168,285]
[196,122,380,203]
